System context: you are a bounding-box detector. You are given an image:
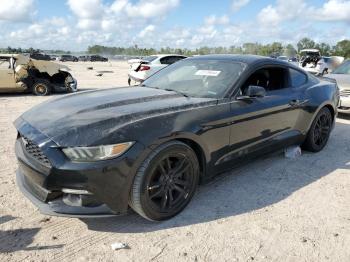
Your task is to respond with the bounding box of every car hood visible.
[18,87,216,147]
[327,74,350,90]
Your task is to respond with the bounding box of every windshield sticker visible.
[195,70,221,77]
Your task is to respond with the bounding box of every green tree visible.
[297,38,316,52]
[334,40,350,58]
[284,44,297,57]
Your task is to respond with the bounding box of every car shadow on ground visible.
[0,216,63,253]
[338,113,350,120]
[81,121,350,234]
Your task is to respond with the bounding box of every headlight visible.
[62,142,134,162]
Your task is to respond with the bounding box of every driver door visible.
[226,66,303,162]
[0,57,17,91]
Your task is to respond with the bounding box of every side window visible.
[240,67,288,95]
[160,57,171,65]
[289,68,307,87]
[0,58,10,70]
[170,56,185,64]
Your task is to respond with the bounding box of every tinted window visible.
[289,68,307,87]
[241,67,287,94]
[160,56,171,64]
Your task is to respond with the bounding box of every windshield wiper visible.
[164,88,189,98]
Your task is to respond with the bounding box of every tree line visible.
[0,47,70,54]
[1,38,349,58]
[87,38,350,58]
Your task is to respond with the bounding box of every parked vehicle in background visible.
[326,60,350,114]
[277,56,288,61]
[59,55,78,62]
[78,55,90,62]
[128,54,187,85]
[0,54,77,95]
[299,49,344,76]
[50,55,59,61]
[90,55,108,62]
[29,53,51,61]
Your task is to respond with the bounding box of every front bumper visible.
[52,78,78,93]
[14,118,145,217]
[338,96,350,114]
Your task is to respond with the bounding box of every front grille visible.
[21,136,51,167]
[340,89,350,97]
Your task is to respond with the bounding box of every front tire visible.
[129,141,199,221]
[302,107,332,152]
[32,79,51,96]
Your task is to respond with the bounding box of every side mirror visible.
[245,85,266,97]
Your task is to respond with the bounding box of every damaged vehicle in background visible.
[0,54,77,95]
[299,49,344,76]
[326,60,350,114]
[15,55,338,221]
[128,54,187,85]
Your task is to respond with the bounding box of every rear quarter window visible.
[289,68,307,87]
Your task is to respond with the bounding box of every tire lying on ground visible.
[129,141,200,221]
[32,79,51,96]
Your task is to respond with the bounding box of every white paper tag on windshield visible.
[195,70,221,76]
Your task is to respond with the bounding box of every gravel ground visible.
[0,61,349,262]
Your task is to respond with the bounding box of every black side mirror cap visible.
[246,85,266,97]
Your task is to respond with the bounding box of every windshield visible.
[142,59,246,98]
[332,60,350,74]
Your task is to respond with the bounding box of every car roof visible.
[187,54,304,71]
[300,49,320,53]
[188,54,278,64]
[154,54,187,58]
[0,54,23,58]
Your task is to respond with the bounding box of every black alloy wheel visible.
[302,107,332,152]
[130,141,199,221]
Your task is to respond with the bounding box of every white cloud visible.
[257,0,307,26]
[110,0,128,13]
[138,24,155,38]
[204,15,230,25]
[67,0,104,19]
[231,0,250,12]
[314,0,350,22]
[0,0,35,22]
[124,0,180,18]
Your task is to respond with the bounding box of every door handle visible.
[289,99,300,106]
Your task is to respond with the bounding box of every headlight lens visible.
[62,142,134,162]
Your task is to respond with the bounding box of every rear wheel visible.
[32,79,51,96]
[302,107,332,152]
[129,141,199,221]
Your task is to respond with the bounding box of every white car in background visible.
[128,54,187,85]
[299,49,344,75]
[326,60,350,114]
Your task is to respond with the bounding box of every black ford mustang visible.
[15,55,339,221]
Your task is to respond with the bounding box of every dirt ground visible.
[0,61,349,262]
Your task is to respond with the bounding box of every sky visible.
[0,0,349,51]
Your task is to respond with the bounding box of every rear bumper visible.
[128,73,144,83]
